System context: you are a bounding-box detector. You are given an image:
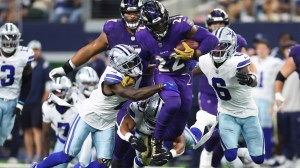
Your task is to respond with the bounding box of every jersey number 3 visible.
[1,65,15,86]
[212,78,231,101]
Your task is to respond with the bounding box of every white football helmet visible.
[143,93,164,130]
[75,67,99,97]
[211,27,237,63]
[49,76,72,102]
[109,44,142,77]
[0,23,21,53]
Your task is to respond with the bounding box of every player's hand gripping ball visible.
[174,39,199,60]
[121,76,136,87]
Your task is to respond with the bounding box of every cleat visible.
[31,162,38,168]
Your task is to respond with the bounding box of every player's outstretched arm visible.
[107,81,178,101]
[117,113,147,152]
[275,57,296,109]
[49,32,109,79]
[42,122,51,156]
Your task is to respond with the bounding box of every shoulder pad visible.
[235,53,251,69]
[103,19,121,35]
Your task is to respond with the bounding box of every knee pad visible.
[251,154,265,164]
[224,148,238,162]
[98,158,112,167]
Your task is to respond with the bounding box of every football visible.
[175,39,200,51]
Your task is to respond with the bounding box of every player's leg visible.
[31,104,43,161]
[52,139,68,168]
[218,113,243,167]
[255,99,273,160]
[0,99,16,146]
[76,133,93,167]
[162,74,193,141]
[152,71,181,154]
[241,116,265,164]
[22,104,35,161]
[35,115,92,168]
[86,126,115,168]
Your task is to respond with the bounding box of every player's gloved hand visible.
[129,135,147,153]
[174,42,195,60]
[236,72,253,86]
[49,67,66,81]
[121,76,136,87]
[275,92,285,111]
[151,150,173,166]
[13,101,24,118]
[159,81,179,93]
[49,60,76,80]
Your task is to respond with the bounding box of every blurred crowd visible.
[1,0,300,24]
[195,0,300,23]
[0,0,82,23]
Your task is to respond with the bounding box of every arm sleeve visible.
[191,27,219,55]
[19,65,32,103]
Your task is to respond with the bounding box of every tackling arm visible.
[42,122,51,156]
[117,113,136,139]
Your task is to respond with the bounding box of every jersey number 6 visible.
[212,77,231,101]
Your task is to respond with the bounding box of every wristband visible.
[125,132,133,142]
[62,60,76,74]
[170,149,184,158]
[17,100,24,110]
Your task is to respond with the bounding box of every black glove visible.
[150,150,173,166]
[236,72,253,86]
[129,135,147,153]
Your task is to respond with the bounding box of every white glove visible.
[49,67,66,80]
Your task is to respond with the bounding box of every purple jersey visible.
[236,34,247,52]
[289,44,300,77]
[135,16,194,75]
[104,19,152,86]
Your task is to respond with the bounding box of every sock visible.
[86,161,108,168]
[238,147,252,161]
[200,148,213,167]
[37,151,72,168]
[227,157,243,168]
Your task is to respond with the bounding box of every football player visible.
[48,1,151,167]
[251,40,283,163]
[118,93,216,167]
[32,44,178,168]
[193,27,264,167]
[136,1,218,162]
[0,23,34,146]
[42,76,77,168]
[275,44,300,109]
[197,9,250,167]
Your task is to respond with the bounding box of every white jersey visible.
[0,46,34,99]
[251,56,283,102]
[42,100,78,143]
[198,53,258,118]
[281,72,300,112]
[71,86,86,109]
[79,66,128,130]
[128,102,154,135]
